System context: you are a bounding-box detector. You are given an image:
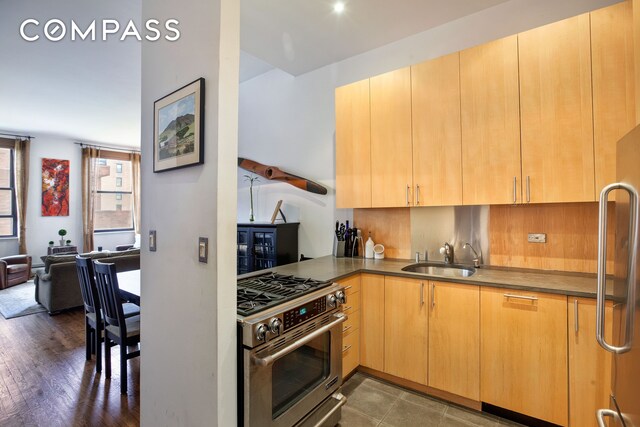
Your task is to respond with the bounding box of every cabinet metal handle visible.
[503,293,538,301]
[574,299,579,333]
[431,284,435,309]
[342,345,352,353]
[343,285,353,290]
[343,306,353,311]
[406,185,410,206]
[597,182,638,354]
[596,409,618,427]
[416,185,420,206]
[513,177,517,205]
[342,325,352,333]
[420,282,424,306]
[526,175,531,203]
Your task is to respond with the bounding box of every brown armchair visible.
[0,255,32,289]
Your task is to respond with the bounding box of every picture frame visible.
[153,77,205,172]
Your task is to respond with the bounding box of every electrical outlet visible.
[199,237,208,263]
[528,233,546,243]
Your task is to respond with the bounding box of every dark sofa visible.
[34,249,140,314]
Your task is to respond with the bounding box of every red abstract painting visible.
[42,158,70,216]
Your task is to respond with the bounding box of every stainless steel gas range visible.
[237,273,347,427]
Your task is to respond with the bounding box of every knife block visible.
[332,238,345,258]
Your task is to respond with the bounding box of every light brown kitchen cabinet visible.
[568,297,614,427]
[339,274,362,378]
[411,53,462,206]
[335,80,372,208]
[370,67,413,208]
[591,1,635,196]
[480,287,568,426]
[384,276,428,385]
[428,281,479,400]
[460,35,522,205]
[519,14,594,203]
[359,273,385,371]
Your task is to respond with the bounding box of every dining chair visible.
[75,255,140,373]
[93,260,141,394]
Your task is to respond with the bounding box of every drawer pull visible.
[343,306,353,311]
[342,344,352,353]
[503,293,538,301]
[343,325,352,333]
[343,285,353,290]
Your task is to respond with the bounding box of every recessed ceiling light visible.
[333,2,345,14]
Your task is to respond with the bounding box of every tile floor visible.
[339,373,525,427]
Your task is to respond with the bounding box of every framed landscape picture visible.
[153,77,205,172]
[42,158,70,216]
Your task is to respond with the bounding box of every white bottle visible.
[365,233,375,259]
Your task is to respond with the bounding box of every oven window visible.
[271,332,330,419]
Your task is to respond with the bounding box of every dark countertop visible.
[250,255,615,299]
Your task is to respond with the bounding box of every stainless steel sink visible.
[401,262,476,277]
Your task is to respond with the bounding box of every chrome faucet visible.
[463,242,481,268]
[441,242,453,265]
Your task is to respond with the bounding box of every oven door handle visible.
[252,313,347,367]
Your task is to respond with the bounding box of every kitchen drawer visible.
[339,275,361,296]
[342,329,360,378]
[342,310,360,337]
[342,292,360,315]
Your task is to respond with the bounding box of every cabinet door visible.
[335,80,372,208]
[480,288,568,425]
[237,228,251,274]
[568,298,613,427]
[251,230,276,271]
[384,276,428,385]
[360,274,385,371]
[460,35,522,205]
[519,14,594,203]
[591,1,635,196]
[370,67,413,207]
[428,282,479,400]
[411,53,462,206]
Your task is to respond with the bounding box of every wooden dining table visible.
[117,269,140,306]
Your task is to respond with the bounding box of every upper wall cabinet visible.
[460,36,522,205]
[335,79,372,208]
[412,53,463,206]
[370,67,413,208]
[519,14,595,203]
[591,1,635,195]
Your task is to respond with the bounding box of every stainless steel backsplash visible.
[410,205,490,265]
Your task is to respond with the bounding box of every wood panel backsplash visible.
[354,208,411,259]
[489,202,615,273]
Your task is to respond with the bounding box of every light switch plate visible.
[199,237,208,263]
[149,230,157,251]
[528,233,546,243]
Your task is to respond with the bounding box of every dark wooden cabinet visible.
[237,223,299,275]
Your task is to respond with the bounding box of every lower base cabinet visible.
[480,287,568,426]
[339,275,361,378]
[360,274,385,371]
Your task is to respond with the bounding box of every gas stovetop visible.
[237,272,332,316]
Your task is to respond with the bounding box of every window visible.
[0,148,16,237]
[94,157,133,231]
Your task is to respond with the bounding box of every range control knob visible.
[255,324,268,341]
[335,290,346,305]
[269,317,282,334]
[327,294,338,308]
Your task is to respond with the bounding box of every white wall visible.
[238,0,619,258]
[140,0,238,425]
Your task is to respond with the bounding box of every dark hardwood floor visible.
[0,308,140,427]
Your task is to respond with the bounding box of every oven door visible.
[244,311,346,427]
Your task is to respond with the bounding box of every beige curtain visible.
[130,152,141,234]
[14,139,29,254]
[81,147,99,252]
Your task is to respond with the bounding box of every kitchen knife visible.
[238,157,328,195]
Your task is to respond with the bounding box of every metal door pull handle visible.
[343,306,353,311]
[312,393,347,427]
[342,345,352,353]
[343,286,353,290]
[252,313,347,367]
[342,325,352,333]
[574,299,579,333]
[596,409,618,427]
[503,294,538,301]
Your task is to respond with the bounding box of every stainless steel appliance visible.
[237,273,347,427]
[596,125,640,427]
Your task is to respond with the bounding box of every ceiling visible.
[0,0,511,146]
